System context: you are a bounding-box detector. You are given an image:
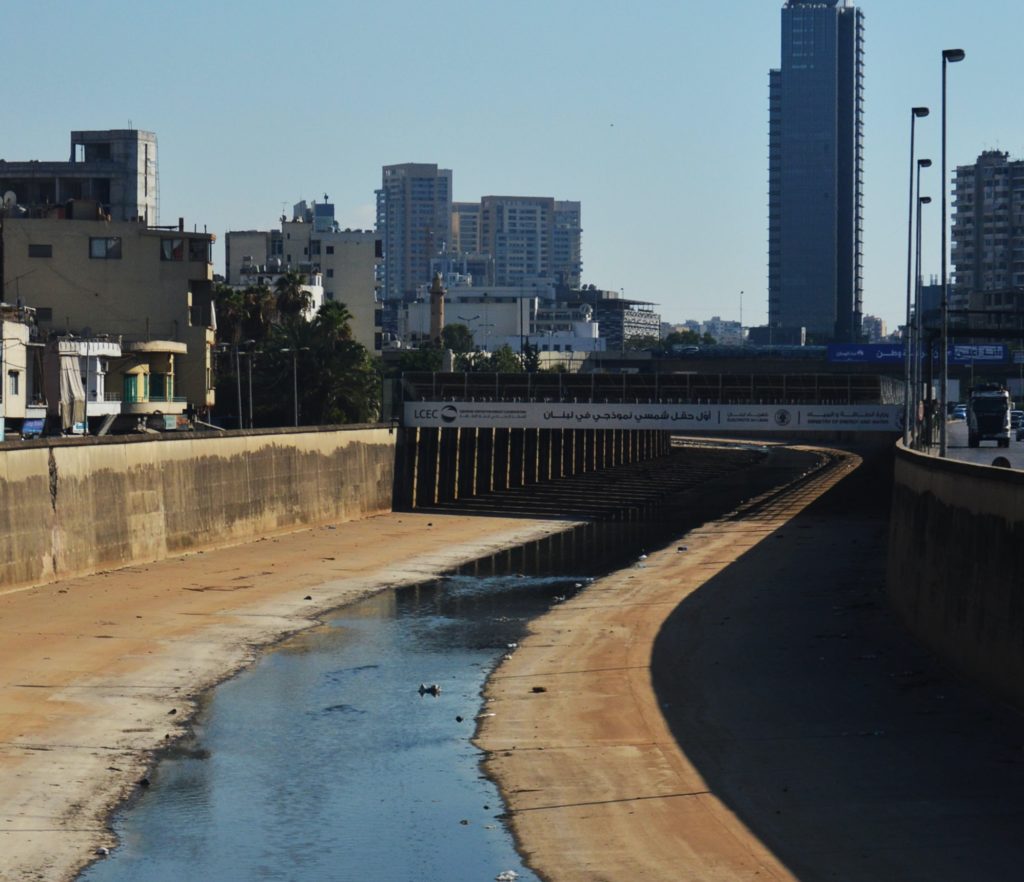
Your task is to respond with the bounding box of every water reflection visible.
[80,574,585,882]
[80,448,792,882]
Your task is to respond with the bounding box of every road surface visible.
[944,418,1024,468]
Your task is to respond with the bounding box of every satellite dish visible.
[2,191,16,208]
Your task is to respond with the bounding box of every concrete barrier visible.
[0,426,396,590]
[392,426,672,510]
[888,443,1024,709]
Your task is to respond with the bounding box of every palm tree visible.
[242,284,276,341]
[274,272,312,321]
[213,282,245,345]
[312,300,354,343]
[307,301,376,423]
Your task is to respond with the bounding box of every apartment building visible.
[952,150,1024,314]
[375,163,452,302]
[451,201,481,254]
[0,129,159,224]
[0,305,45,438]
[225,199,382,352]
[553,201,583,289]
[576,289,661,351]
[1,211,215,418]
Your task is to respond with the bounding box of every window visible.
[326,268,334,278]
[188,238,210,263]
[8,371,19,397]
[90,237,122,259]
[150,373,166,400]
[161,238,184,261]
[326,245,335,255]
[28,243,52,258]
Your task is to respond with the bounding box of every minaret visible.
[429,272,445,345]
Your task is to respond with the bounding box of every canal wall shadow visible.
[651,449,1024,881]
[417,443,803,525]
[444,444,833,582]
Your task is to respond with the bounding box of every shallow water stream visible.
[79,445,790,882]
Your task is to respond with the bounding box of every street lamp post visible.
[246,348,255,429]
[234,343,243,431]
[940,48,966,457]
[911,157,932,444]
[280,347,309,427]
[914,193,932,448]
[904,107,929,446]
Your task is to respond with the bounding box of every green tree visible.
[441,323,475,353]
[624,334,661,352]
[456,349,491,372]
[213,282,245,345]
[241,284,276,342]
[490,344,523,373]
[521,343,541,373]
[664,330,702,347]
[253,299,379,427]
[274,271,313,321]
[397,343,443,373]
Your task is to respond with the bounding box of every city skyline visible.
[3,1,1023,332]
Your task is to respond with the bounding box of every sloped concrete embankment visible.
[0,426,395,590]
[888,443,1024,709]
[647,446,1024,882]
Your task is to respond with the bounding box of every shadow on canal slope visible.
[652,449,1024,881]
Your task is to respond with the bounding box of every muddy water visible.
[79,444,809,882]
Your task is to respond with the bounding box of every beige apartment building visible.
[1,210,216,417]
[0,305,46,437]
[225,199,382,353]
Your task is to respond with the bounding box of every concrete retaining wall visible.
[392,426,672,509]
[0,426,396,589]
[888,445,1024,708]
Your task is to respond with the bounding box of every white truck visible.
[967,384,1012,448]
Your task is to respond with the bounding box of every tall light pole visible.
[234,342,243,431]
[940,48,966,457]
[281,347,309,427]
[904,107,929,446]
[914,193,932,448]
[912,158,932,444]
[243,340,256,429]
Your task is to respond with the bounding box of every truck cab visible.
[967,384,1012,448]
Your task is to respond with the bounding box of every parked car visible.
[1014,410,1024,441]
[952,404,967,421]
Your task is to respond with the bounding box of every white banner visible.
[404,401,902,432]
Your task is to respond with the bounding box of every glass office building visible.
[768,0,864,343]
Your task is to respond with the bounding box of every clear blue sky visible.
[3,1,1021,332]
